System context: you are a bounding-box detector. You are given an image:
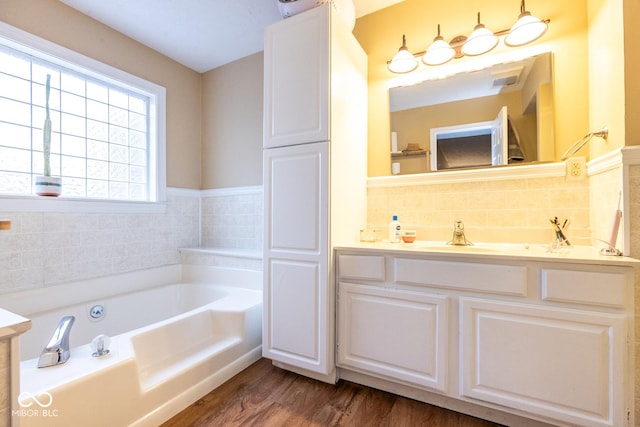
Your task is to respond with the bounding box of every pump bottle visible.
[389,215,401,243]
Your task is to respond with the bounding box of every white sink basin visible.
[415,242,527,254]
[411,241,583,256]
[354,240,625,261]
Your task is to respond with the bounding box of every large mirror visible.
[389,52,553,175]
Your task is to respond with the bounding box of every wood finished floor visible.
[161,358,504,427]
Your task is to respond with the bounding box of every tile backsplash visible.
[0,189,200,295]
[367,174,591,245]
[1,151,637,296]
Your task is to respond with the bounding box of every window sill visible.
[0,195,167,214]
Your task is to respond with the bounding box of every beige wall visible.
[201,52,263,189]
[354,0,590,176]
[588,0,626,158]
[0,0,202,189]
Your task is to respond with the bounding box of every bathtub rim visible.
[1,265,182,317]
[0,264,262,317]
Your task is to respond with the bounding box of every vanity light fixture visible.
[504,0,549,47]
[388,34,419,73]
[387,0,550,74]
[461,12,498,56]
[422,24,455,66]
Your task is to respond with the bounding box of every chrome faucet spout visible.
[38,315,75,368]
[448,220,472,246]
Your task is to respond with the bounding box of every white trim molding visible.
[587,146,640,175]
[201,186,263,197]
[367,161,566,188]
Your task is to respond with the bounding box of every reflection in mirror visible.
[389,52,553,175]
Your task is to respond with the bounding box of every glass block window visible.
[0,31,164,202]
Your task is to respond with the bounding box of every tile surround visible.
[0,189,200,295]
[201,186,263,250]
[0,158,634,296]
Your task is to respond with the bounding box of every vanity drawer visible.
[541,268,628,308]
[395,258,527,296]
[338,254,386,281]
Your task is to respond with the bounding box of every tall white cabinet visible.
[262,4,367,381]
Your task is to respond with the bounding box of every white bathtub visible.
[1,265,262,427]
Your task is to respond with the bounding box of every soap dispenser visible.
[388,215,401,243]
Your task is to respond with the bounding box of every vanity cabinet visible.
[336,250,634,427]
[460,297,626,425]
[338,282,449,391]
[262,4,367,380]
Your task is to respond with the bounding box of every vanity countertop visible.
[0,308,31,339]
[335,241,640,266]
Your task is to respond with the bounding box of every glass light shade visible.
[462,24,498,56]
[423,38,454,66]
[388,35,418,73]
[504,12,548,46]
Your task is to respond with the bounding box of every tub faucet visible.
[38,316,75,368]
[448,220,472,246]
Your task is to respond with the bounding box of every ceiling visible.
[389,55,546,112]
[59,0,404,73]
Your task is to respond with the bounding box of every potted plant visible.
[35,74,61,197]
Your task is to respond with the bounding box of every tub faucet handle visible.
[91,334,111,357]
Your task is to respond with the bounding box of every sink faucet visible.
[448,220,472,246]
[38,316,75,368]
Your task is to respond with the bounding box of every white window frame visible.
[0,22,166,213]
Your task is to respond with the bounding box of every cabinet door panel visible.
[263,142,331,375]
[460,297,626,427]
[267,259,321,361]
[541,268,628,308]
[264,143,327,255]
[263,5,329,148]
[338,282,448,391]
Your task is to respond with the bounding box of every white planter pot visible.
[35,175,62,197]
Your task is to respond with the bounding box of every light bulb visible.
[462,12,498,56]
[505,12,548,46]
[388,35,418,73]
[423,25,454,66]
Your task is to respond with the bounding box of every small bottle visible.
[389,215,401,243]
